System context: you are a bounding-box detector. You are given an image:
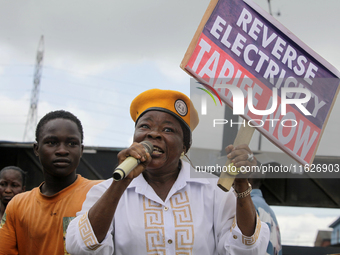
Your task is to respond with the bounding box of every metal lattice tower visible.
[23,35,44,142]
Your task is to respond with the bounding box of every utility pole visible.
[267,0,273,16]
[23,35,44,142]
[267,0,281,17]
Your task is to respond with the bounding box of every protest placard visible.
[181,0,340,169]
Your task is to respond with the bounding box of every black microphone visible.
[112,141,154,181]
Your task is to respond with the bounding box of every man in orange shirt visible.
[0,110,101,255]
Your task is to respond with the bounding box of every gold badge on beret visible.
[174,99,188,116]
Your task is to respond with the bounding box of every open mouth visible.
[152,146,164,155]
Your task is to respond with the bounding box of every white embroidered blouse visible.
[65,161,269,255]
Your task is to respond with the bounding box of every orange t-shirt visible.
[0,175,101,255]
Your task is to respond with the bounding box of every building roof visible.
[330,217,340,228]
[314,230,332,246]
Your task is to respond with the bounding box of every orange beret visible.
[130,89,199,132]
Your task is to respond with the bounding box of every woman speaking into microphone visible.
[65,89,269,255]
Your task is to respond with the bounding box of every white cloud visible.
[277,213,336,246]
[0,94,29,142]
[0,0,209,73]
[156,60,189,84]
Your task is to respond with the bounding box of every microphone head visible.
[140,141,154,155]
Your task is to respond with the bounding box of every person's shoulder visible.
[12,188,38,200]
[184,161,218,182]
[183,161,221,189]
[78,175,103,184]
[6,188,38,209]
[184,162,236,203]
[76,175,105,190]
[77,178,113,205]
[78,175,112,190]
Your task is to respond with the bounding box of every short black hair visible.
[0,166,27,187]
[35,110,84,143]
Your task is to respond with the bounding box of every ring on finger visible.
[247,153,254,162]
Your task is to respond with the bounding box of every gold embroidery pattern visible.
[170,192,194,255]
[78,212,101,250]
[230,217,236,232]
[242,214,262,246]
[144,197,166,254]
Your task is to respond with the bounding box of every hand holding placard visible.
[217,124,255,191]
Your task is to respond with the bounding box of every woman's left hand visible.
[225,144,257,179]
[225,144,258,236]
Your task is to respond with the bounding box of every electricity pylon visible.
[23,35,44,142]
